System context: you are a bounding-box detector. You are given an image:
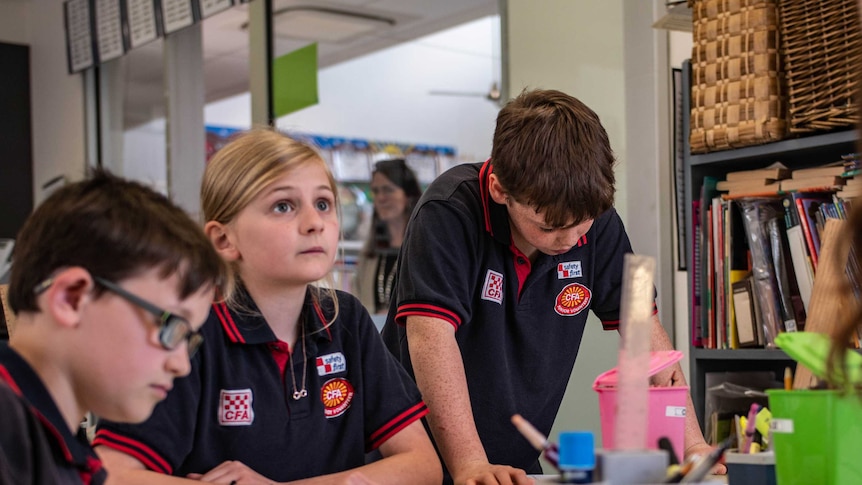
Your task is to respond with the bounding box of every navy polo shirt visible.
[0,343,106,484]
[381,160,656,475]
[94,288,427,481]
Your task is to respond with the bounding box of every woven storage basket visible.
[779,0,862,134]
[690,0,787,153]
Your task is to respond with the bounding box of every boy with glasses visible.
[0,170,225,484]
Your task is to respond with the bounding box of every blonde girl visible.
[94,129,441,485]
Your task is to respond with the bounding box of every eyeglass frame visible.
[34,275,204,357]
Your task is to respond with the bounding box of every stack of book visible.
[715,165,789,196]
[838,154,862,199]
[840,178,862,199]
[780,163,847,192]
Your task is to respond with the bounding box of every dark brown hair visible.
[9,169,225,314]
[491,88,616,227]
[364,159,422,256]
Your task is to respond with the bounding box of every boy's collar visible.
[478,159,514,246]
[0,343,104,476]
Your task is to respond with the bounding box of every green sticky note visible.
[272,43,318,117]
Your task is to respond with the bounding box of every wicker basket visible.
[689,0,787,153]
[779,0,862,134]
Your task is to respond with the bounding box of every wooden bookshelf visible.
[681,61,860,430]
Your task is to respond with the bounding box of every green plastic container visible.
[766,389,862,485]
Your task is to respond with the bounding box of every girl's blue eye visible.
[316,199,332,211]
[274,201,293,213]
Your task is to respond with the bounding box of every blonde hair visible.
[201,127,340,321]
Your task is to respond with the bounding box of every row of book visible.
[714,156,862,198]
[692,157,861,349]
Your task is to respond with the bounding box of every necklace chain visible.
[376,255,396,306]
[290,318,307,400]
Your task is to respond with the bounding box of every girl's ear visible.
[204,221,240,261]
[487,173,509,205]
[43,267,94,329]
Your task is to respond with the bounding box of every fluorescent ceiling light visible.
[273,7,395,43]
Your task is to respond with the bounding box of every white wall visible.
[504,0,627,454]
[204,16,502,163]
[0,0,89,203]
[670,29,694,381]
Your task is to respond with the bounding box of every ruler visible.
[613,254,656,451]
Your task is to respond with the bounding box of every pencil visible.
[678,435,734,483]
[510,414,560,470]
[784,366,793,391]
[741,403,760,454]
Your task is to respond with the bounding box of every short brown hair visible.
[491,89,616,227]
[9,169,225,313]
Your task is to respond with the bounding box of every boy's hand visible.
[684,443,727,475]
[186,460,275,484]
[453,461,534,485]
[342,472,380,485]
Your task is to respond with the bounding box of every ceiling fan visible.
[429,82,502,102]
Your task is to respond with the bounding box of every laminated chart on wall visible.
[63,0,246,73]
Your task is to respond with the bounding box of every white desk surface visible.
[529,475,727,484]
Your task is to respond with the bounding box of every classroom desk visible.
[529,475,727,484]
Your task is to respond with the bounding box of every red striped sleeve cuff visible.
[395,303,461,330]
[601,305,659,331]
[92,430,173,475]
[367,402,429,451]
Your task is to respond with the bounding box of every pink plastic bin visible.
[592,350,688,464]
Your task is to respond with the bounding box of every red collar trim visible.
[479,159,494,235]
[213,302,245,343]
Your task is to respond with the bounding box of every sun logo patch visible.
[321,378,354,418]
[554,283,591,316]
[218,389,254,426]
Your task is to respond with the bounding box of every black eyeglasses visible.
[34,276,204,357]
[93,277,203,357]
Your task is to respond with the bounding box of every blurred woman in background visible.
[358,159,422,314]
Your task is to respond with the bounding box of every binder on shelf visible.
[767,218,805,332]
[792,192,835,270]
[785,224,815,313]
[726,200,751,349]
[732,277,759,348]
[692,199,703,347]
[697,177,719,348]
[738,198,785,348]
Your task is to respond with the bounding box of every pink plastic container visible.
[592,350,688,463]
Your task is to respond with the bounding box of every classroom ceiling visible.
[123,0,499,127]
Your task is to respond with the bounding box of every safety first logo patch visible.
[481,269,504,304]
[218,389,254,426]
[557,261,582,279]
[321,378,354,418]
[316,352,346,376]
[554,283,591,316]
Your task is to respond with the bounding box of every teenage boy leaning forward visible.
[0,170,225,484]
[382,89,720,485]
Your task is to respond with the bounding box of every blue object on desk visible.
[558,431,595,484]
